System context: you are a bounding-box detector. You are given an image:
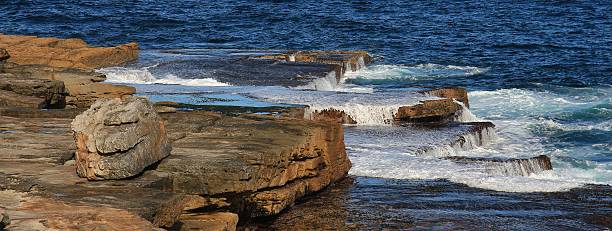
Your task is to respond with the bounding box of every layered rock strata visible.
[0,35,137,108]
[0,106,351,230]
[0,73,66,108]
[0,110,188,230]
[446,155,553,176]
[71,96,171,180]
[0,34,138,69]
[255,50,372,79]
[157,111,351,219]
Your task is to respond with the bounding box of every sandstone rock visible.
[71,96,171,180]
[0,73,66,108]
[395,99,461,123]
[308,108,357,124]
[255,50,372,76]
[445,154,553,176]
[0,209,9,230]
[157,111,350,196]
[177,212,239,231]
[65,82,135,108]
[1,62,135,108]
[420,87,470,108]
[0,48,9,61]
[0,34,138,69]
[0,89,46,108]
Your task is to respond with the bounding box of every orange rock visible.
[0,34,138,69]
[420,87,470,108]
[395,99,462,123]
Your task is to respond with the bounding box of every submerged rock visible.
[445,155,553,176]
[71,96,171,180]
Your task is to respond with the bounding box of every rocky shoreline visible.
[0,35,554,230]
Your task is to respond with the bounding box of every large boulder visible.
[71,96,171,180]
[0,73,66,108]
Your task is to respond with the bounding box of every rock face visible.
[157,111,351,218]
[1,62,136,108]
[0,34,138,108]
[0,110,189,229]
[0,73,66,108]
[445,155,553,176]
[395,99,462,123]
[255,50,372,77]
[420,87,470,108]
[0,34,138,69]
[71,96,171,180]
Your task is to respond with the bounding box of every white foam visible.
[250,89,437,125]
[296,71,339,91]
[453,100,481,122]
[344,63,488,81]
[98,66,230,87]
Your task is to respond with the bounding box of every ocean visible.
[2,0,610,229]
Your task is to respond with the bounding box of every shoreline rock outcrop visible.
[71,96,171,180]
[0,34,138,69]
[0,35,138,108]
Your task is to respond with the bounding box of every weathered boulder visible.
[0,73,66,108]
[0,34,138,69]
[71,96,171,180]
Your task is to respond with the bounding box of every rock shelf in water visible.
[0,34,515,230]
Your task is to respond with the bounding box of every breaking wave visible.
[98,66,230,86]
[344,63,488,84]
[249,89,437,125]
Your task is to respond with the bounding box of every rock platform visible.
[0,34,518,230]
[0,35,138,108]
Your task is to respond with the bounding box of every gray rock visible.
[71,96,171,180]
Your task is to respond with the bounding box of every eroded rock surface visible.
[71,96,171,180]
[0,35,138,108]
[0,34,138,69]
[0,73,66,108]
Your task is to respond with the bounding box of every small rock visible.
[0,48,9,61]
[71,96,171,180]
[63,159,75,166]
[0,210,10,229]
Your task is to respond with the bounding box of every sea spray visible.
[453,100,480,122]
[98,66,230,86]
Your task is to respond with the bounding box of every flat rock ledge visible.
[0,105,350,230]
[0,35,138,108]
[0,33,138,69]
[71,96,172,180]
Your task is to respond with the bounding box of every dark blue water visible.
[2,1,611,230]
[1,0,610,89]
